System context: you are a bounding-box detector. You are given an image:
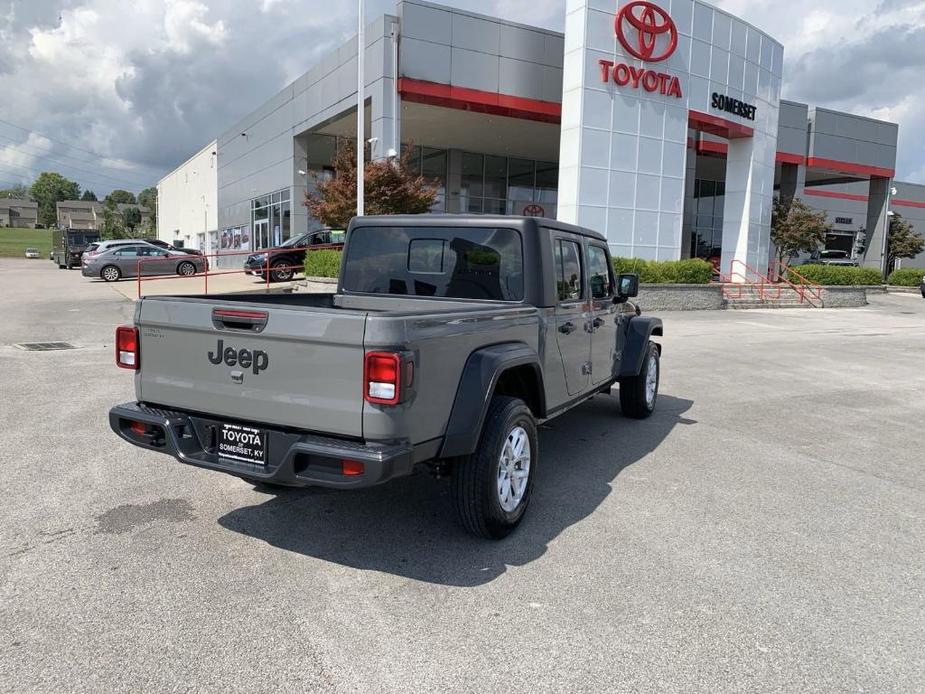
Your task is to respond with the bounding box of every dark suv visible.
[243,230,344,282]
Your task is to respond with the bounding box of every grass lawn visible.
[0,228,53,258]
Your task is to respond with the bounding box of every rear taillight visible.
[116,326,139,370]
[364,352,401,405]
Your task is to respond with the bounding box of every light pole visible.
[357,0,365,218]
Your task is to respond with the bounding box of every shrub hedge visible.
[788,264,883,286]
[304,249,342,278]
[887,267,925,287]
[612,257,713,284]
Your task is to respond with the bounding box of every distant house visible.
[56,201,103,230]
[56,201,152,231]
[0,199,39,228]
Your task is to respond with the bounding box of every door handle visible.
[559,322,576,335]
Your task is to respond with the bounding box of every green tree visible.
[137,186,157,211]
[771,196,831,270]
[81,190,98,202]
[29,172,81,227]
[122,206,143,237]
[100,198,124,240]
[105,189,136,205]
[887,212,924,271]
[305,140,438,228]
[0,184,30,199]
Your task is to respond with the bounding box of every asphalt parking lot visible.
[1,257,923,693]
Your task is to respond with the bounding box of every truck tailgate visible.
[136,299,367,438]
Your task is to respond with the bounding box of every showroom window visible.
[251,189,291,249]
[459,153,559,218]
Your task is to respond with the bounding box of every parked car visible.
[147,239,203,255]
[82,243,206,282]
[108,215,663,539]
[244,230,345,282]
[24,247,40,259]
[920,274,925,298]
[84,239,155,258]
[53,228,101,269]
[803,250,858,266]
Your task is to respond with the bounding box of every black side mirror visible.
[615,273,639,302]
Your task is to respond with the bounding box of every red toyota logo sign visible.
[615,1,678,63]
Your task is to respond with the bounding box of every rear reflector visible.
[116,326,139,370]
[342,459,365,476]
[129,421,147,436]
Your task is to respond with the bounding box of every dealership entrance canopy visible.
[158,0,925,272]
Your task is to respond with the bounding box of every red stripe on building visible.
[688,110,754,139]
[806,157,895,179]
[696,140,728,156]
[893,198,925,209]
[776,152,805,165]
[397,78,561,124]
[803,189,869,203]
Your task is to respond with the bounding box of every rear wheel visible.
[100,265,121,282]
[453,396,537,539]
[177,261,196,277]
[270,260,294,282]
[619,341,659,419]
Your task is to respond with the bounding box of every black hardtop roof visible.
[351,215,607,243]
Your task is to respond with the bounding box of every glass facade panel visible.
[250,188,294,251]
[461,152,484,199]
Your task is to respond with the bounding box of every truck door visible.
[587,244,622,385]
[553,237,591,396]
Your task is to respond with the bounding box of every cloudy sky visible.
[0,0,923,196]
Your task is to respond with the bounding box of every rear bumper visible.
[109,402,415,489]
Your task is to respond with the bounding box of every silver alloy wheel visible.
[497,425,531,513]
[645,354,658,407]
[101,266,119,282]
[178,262,195,276]
[273,265,293,281]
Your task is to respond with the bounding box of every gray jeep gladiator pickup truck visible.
[109,216,663,538]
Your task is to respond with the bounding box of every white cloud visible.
[0,0,923,192]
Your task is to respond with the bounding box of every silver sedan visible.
[81,244,206,282]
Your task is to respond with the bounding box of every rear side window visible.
[343,227,524,301]
[554,240,583,302]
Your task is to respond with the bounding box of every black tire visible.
[100,265,122,282]
[177,261,197,277]
[269,260,294,283]
[619,341,659,419]
[452,396,537,539]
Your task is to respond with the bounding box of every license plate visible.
[218,423,266,465]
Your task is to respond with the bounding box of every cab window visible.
[554,239,583,302]
[588,245,614,299]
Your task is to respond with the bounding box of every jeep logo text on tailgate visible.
[208,340,269,375]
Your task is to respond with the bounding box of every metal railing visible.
[133,244,342,299]
[769,260,825,307]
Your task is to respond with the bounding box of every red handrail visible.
[729,259,782,302]
[769,260,824,307]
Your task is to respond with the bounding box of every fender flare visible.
[439,343,544,459]
[619,316,663,378]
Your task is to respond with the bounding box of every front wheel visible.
[452,396,537,539]
[100,265,122,282]
[177,261,197,277]
[269,260,294,283]
[619,341,659,419]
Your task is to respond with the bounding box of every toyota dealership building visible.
[157,0,925,271]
